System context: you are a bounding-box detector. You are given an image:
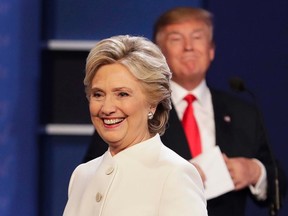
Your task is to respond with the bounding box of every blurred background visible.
[0,0,287,215]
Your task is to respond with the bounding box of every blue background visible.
[0,0,287,215]
[0,0,40,215]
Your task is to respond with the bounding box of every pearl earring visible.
[148,112,154,120]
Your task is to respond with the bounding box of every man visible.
[83,7,286,216]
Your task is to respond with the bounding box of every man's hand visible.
[223,154,261,190]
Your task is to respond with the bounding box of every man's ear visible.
[210,43,215,61]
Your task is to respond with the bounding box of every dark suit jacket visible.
[83,89,286,216]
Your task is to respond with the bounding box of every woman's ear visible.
[149,105,157,114]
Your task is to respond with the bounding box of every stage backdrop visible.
[1,0,287,216]
[206,1,288,214]
[40,0,287,215]
[0,0,40,216]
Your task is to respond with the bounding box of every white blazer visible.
[63,134,207,216]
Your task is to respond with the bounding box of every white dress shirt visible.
[171,80,215,153]
[170,80,267,200]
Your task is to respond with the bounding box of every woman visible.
[63,35,207,216]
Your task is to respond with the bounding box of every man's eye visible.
[192,33,203,40]
[171,37,181,41]
[169,37,182,42]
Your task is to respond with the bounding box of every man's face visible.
[156,19,215,90]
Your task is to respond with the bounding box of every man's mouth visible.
[182,55,197,61]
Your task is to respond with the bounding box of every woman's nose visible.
[100,96,116,115]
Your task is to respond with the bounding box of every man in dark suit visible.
[83,7,286,216]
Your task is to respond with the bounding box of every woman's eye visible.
[118,92,129,97]
[91,91,103,99]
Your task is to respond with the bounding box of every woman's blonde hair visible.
[84,35,172,136]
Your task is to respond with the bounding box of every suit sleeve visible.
[252,105,286,208]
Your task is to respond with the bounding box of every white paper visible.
[190,146,235,200]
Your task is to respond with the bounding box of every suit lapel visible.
[162,90,235,159]
[211,89,234,153]
[161,105,192,160]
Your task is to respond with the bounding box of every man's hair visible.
[153,7,214,43]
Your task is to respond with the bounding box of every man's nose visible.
[184,38,193,51]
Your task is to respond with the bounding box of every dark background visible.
[1,0,286,215]
[40,0,288,215]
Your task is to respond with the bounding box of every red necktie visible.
[182,94,202,157]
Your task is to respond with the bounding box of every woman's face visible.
[89,63,153,155]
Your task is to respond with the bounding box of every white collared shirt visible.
[170,79,267,200]
[171,80,215,153]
